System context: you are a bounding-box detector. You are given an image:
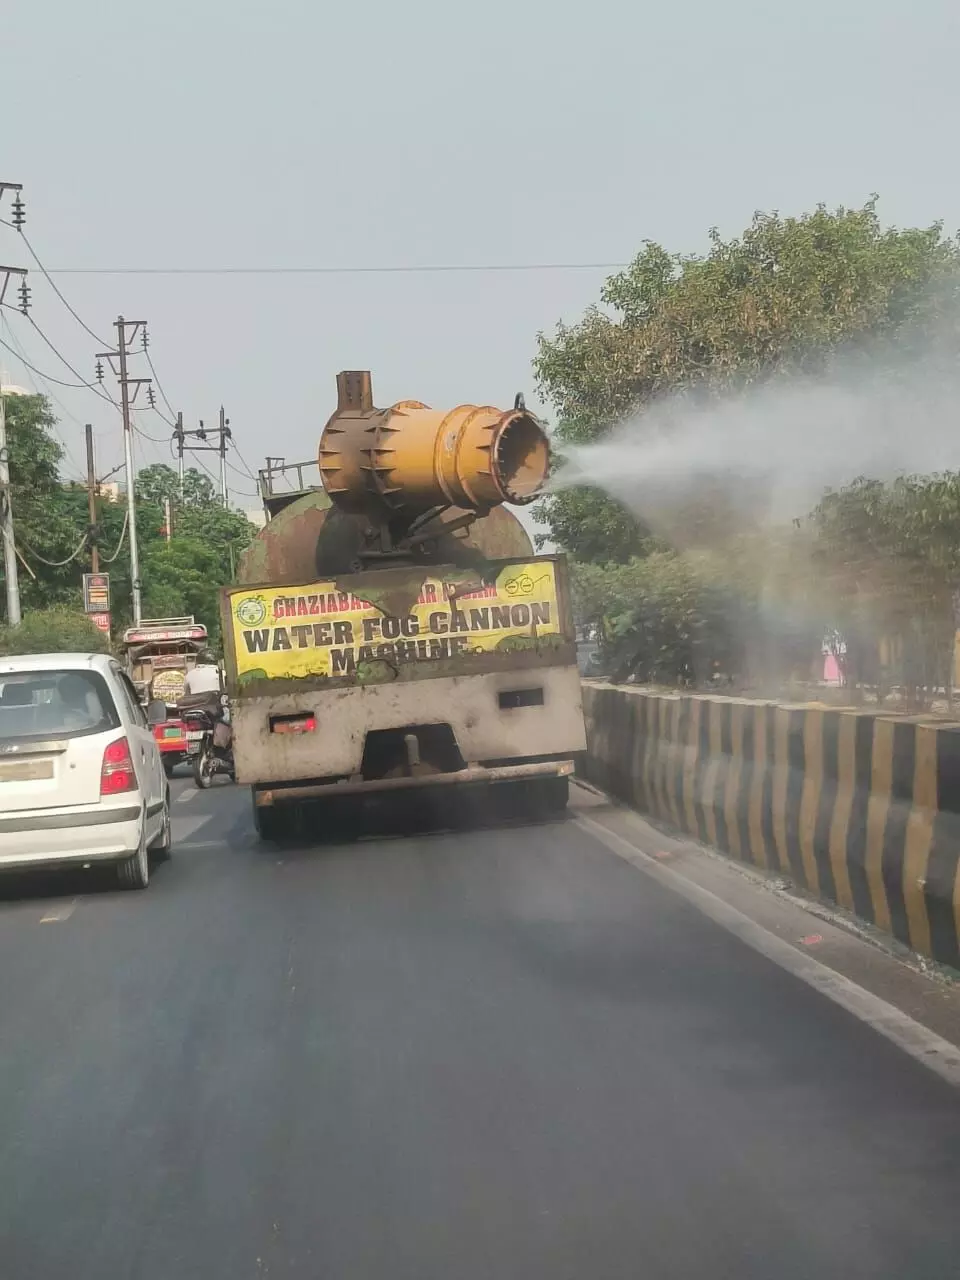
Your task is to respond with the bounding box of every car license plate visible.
[0,759,53,782]
[163,727,182,739]
[186,731,204,741]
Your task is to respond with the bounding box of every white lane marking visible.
[575,813,960,1089]
[176,789,199,804]
[174,815,210,842]
[39,900,77,924]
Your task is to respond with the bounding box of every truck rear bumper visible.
[233,665,587,786]
[254,759,574,807]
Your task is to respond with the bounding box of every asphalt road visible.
[1,778,958,1280]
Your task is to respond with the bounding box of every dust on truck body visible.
[222,371,586,837]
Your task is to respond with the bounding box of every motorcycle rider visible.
[183,650,222,697]
[180,651,233,784]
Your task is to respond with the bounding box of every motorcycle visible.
[180,694,235,788]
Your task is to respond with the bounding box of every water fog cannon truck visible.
[222,371,586,837]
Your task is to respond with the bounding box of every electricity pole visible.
[218,405,230,506]
[84,424,99,574]
[0,375,21,626]
[97,317,152,626]
[0,182,28,627]
[174,411,185,500]
[117,319,141,625]
[174,409,231,507]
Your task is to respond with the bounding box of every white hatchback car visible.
[0,652,171,888]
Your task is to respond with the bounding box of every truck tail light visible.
[269,713,317,735]
[101,737,138,795]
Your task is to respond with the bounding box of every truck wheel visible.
[162,756,177,778]
[532,775,569,815]
[252,794,286,841]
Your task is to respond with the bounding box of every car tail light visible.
[101,736,138,795]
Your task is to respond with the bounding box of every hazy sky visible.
[2,0,959,513]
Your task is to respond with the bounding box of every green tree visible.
[0,395,256,641]
[136,463,218,508]
[0,607,109,656]
[811,474,960,703]
[2,395,95,610]
[535,200,960,561]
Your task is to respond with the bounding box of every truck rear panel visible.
[221,556,585,791]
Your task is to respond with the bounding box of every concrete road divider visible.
[581,684,960,969]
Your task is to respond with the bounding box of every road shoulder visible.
[572,780,960,1085]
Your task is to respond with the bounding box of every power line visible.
[224,456,258,486]
[101,509,128,563]
[142,346,177,420]
[2,221,110,347]
[133,422,170,445]
[1,525,37,581]
[230,442,260,484]
[0,314,85,476]
[37,261,629,277]
[18,529,89,567]
[2,214,177,433]
[26,315,120,405]
[189,449,221,488]
[0,328,102,391]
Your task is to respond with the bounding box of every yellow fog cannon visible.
[317,371,550,567]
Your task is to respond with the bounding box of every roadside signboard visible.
[83,573,110,614]
[90,612,111,637]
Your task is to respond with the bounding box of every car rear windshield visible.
[0,670,121,742]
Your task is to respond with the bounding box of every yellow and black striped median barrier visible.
[582,685,960,970]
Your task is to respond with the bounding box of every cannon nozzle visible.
[318,371,550,526]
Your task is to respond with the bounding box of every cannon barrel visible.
[318,371,550,527]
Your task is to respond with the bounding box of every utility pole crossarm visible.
[0,266,27,310]
[178,408,233,508]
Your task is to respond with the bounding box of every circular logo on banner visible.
[236,596,267,626]
[152,669,186,704]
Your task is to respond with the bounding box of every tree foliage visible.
[810,474,960,698]
[0,608,110,656]
[572,530,822,692]
[0,398,257,645]
[535,200,960,562]
[136,462,218,509]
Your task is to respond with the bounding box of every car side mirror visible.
[146,699,168,725]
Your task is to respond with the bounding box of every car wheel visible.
[117,819,150,890]
[151,789,172,862]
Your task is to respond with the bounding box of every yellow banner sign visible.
[227,561,561,681]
